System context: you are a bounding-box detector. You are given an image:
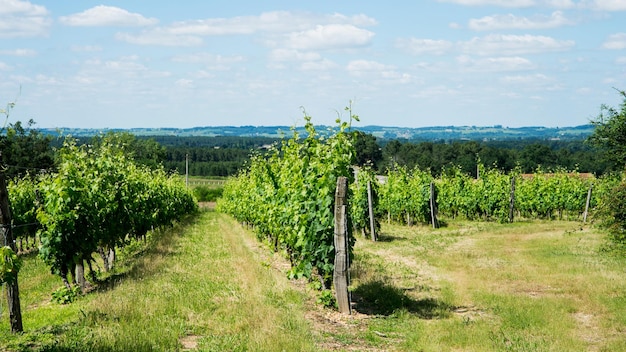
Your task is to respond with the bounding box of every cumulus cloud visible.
[0,0,51,38]
[400,34,574,57]
[0,48,37,56]
[588,0,626,11]
[437,0,536,7]
[59,5,158,27]
[117,11,376,50]
[285,24,374,50]
[440,0,626,10]
[468,11,574,31]
[460,34,575,55]
[172,53,244,64]
[161,11,376,36]
[602,33,626,49]
[116,31,203,46]
[457,55,536,71]
[502,73,551,83]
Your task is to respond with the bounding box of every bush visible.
[604,179,626,246]
[193,186,224,202]
[51,285,82,304]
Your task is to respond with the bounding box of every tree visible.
[0,119,55,178]
[90,132,166,169]
[588,89,626,171]
[352,131,383,170]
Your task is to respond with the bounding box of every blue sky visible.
[1,0,625,129]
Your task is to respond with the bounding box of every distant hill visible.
[40,124,595,141]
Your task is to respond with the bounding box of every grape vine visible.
[217,113,356,287]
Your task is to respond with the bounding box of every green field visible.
[2,210,625,351]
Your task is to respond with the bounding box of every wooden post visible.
[185,153,189,187]
[583,184,593,223]
[0,155,24,333]
[333,177,351,314]
[429,182,439,229]
[367,181,377,241]
[509,176,516,223]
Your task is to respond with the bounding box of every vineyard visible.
[2,99,626,349]
[218,119,623,298]
[2,135,197,307]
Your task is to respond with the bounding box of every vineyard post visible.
[0,154,24,333]
[509,176,516,223]
[583,184,593,223]
[429,181,439,229]
[367,180,377,241]
[333,176,351,314]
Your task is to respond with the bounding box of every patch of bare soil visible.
[198,201,216,209]
[573,312,602,351]
[179,335,201,351]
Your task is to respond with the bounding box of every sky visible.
[0,0,625,129]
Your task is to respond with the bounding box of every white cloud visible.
[82,56,170,79]
[602,33,626,49]
[300,59,338,71]
[396,38,454,55]
[172,53,245,65]
[118,11,377,49]
[398,34,573,57]
[346,60,410,83]
[59,5,158,27]
[468,11,573,31]
[171,53,245,71]
[163,11,376,36]
[438,0,581,8]
[0,61,11,70]
[587,0,626,11]
[269,49,322,62]
[175,79,194,88]
[501,73,558,89]
[116,31,203,46]
[502,73,552,83]
[0,0,50,38]
[616,57,626,64]
[437,0,536,7]
[460,34,575,55]
[0,48,37,56]
[440,0,626,10]
[284,24,374,50]
[456,55,536,71]
[0,0,47,16]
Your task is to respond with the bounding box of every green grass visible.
[1,211,315,351]
[2,214,626,351]
[343,220,626,351]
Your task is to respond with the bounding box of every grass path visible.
[1,210,317,351]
